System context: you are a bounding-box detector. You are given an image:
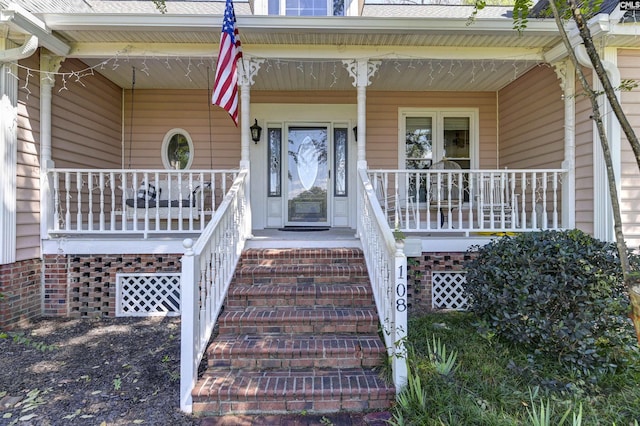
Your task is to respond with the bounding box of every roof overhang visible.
[41,13,562,39]
[1,2,69,56]
[543,7,640,65]
[26,9,566,91]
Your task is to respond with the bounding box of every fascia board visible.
[68,41,545,61]
[587,13,611,38]
[245,44,545,61]
[3,3,70,56]
[609,21,640,36]
[41,13,560,36]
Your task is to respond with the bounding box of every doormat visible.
[278,226,330,232]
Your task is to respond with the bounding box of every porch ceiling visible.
[68,26,555,92]
[81,56,542,91]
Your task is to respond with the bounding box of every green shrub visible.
[464,229,638,376]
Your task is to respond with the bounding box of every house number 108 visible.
[396,265,407,312]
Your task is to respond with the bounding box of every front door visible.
[285,126,329,226]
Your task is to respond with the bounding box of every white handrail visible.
[357,168,408,394]
[179,170,250,413]
[368,169,567,234]
[47,169,239,237]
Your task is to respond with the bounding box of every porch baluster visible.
[64,172,71,231]
[53,172,60,231]
[552,173,559,228]
[519,172,527,230]
[88,172,94,231]
[76,172,82,231]
[542,172,548,229]
[109,172,116,231]
[531,172,538,229]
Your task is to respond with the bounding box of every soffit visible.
[55,29,560,49]
[81,56,542,91]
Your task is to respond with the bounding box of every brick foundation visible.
[43,254,182,318]
[406,251,477,315]
[0,258,42,329]
[35,249,476,320]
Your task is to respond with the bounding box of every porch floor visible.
[247,228,361,249]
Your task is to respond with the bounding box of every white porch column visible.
[553,60,576,230]
[574,44,621,242]
[238,58,263,169]
[239,79,250,168]
[1,35,39,264]
[238,59,262,236]
[39,53,63,241]
[343,59,381,169]
[0,44,19,264]
[343,59,381,235]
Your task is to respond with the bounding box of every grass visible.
[390,312,640,426]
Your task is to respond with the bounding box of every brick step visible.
[217,306,379,335]
[206,334,386,369]
[192,368,395,416]
[233,263,369,286]
[225,283,374,308]
[239,248,364,267]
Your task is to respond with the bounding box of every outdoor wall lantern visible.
[352,126,357,142]
[250,119,262,144]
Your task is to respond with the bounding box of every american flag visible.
[212,0,243,126]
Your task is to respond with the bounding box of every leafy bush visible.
[464,229,638,376]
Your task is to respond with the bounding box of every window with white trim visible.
[400,109,477,203]
[400,109,477,171]
[268,0,345,15]
[161,129,194,170]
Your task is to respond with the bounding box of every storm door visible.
[285,126,329,225]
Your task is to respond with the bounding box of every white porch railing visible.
[357,168,408,394]
[368,169,567,234]
[47,169,239,237]
[179,170,250,413]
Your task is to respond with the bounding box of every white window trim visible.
[398,108,479,170]
[263,0,346,16]
[161,128,194,170]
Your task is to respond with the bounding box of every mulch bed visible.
[0,317,390,426]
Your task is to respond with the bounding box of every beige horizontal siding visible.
[252,91,356,105]
[16,53,42,261]
[498,65,564,169]
[52,59,122,169]
[618,49,640,250]
[574,67,595,236]
[124,89,242,169]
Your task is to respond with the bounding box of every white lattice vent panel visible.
[432,271,468,310]
[116,273,181,317]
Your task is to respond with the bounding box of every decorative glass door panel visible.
[286,127,329,225]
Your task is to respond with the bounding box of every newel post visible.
[393,240,408,393]
[180,238,196,413]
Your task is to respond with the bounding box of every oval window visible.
[161,129,194,170]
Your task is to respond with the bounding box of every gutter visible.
[543,11,619,68]
[574,42,620,87]
[1,2,70,56]
[40,13,561,36]
[0,34,37,62]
